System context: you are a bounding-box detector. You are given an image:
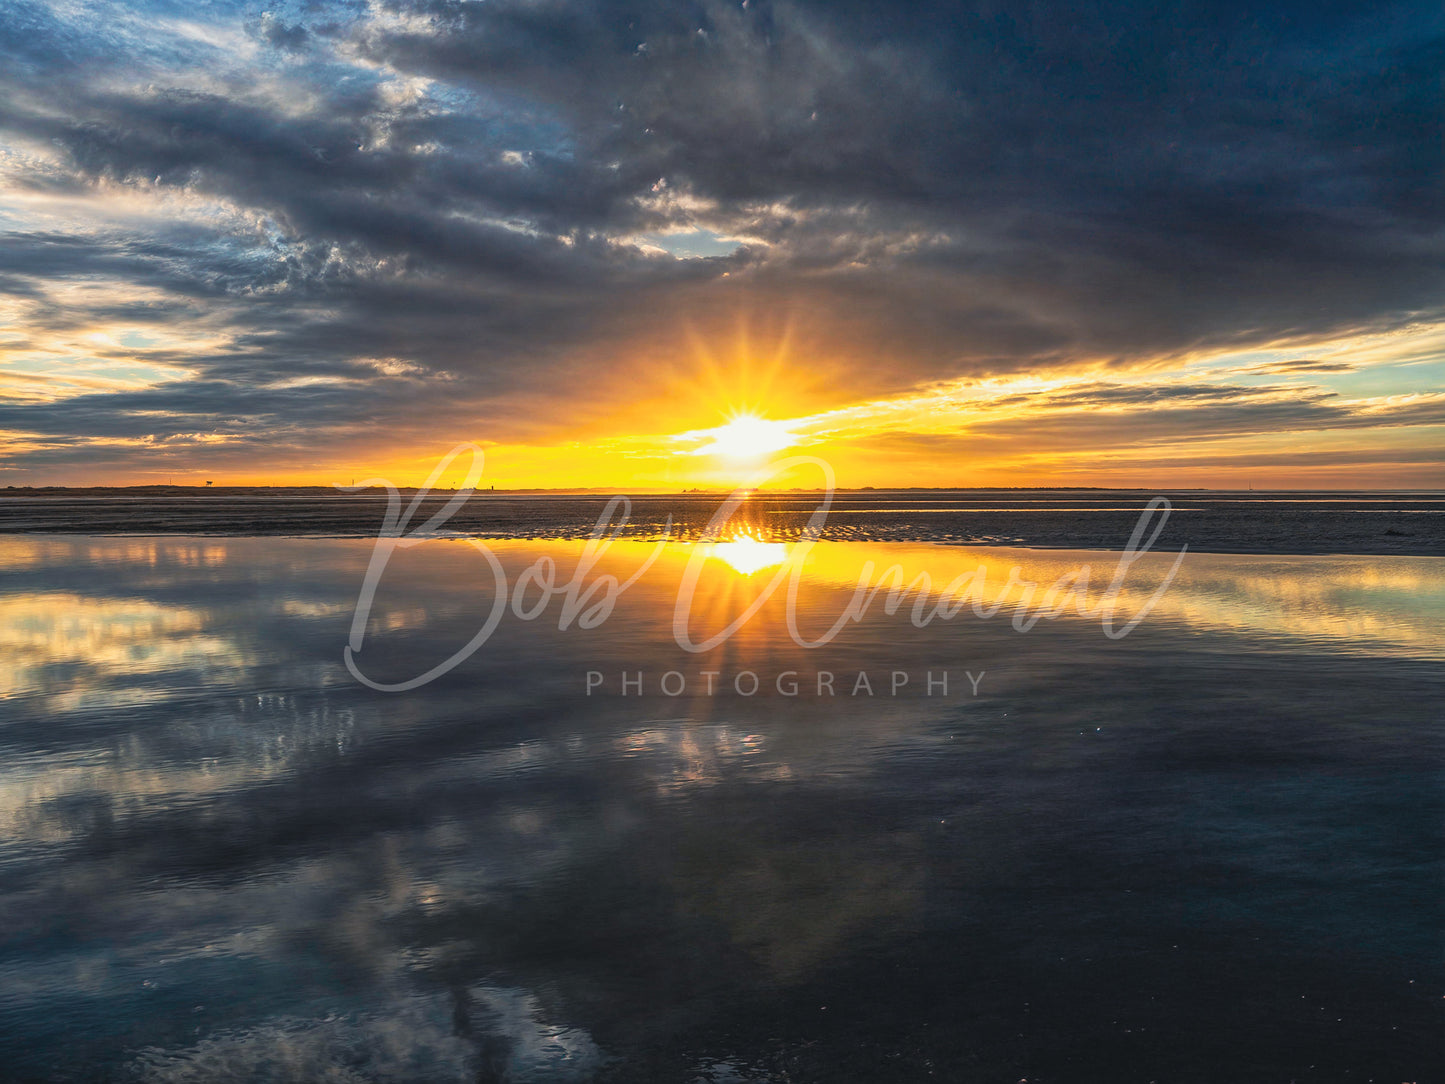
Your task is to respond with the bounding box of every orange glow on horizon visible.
[5,316,1443,491]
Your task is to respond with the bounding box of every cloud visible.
[963,387,1445,447]
[1226,358,1360,375]
[0,0,1442,479]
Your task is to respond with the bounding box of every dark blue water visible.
[0,536,1440,1082]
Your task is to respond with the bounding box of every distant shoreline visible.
[1,485,1441,497]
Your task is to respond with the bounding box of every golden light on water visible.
[708,534,790,576]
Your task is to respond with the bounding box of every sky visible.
[0,0,1442,489]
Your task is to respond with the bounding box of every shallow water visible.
[0,535,1441,1082]
[2,489,1443,555]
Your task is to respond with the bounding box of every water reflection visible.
[707,535,790,576]
[0,536,1440,1081]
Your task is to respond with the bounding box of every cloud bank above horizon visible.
[0,0,1442,487]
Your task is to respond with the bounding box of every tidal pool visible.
[0,536,1440,1081]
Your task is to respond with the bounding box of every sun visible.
[697,413,796,460]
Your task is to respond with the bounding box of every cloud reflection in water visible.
[0,536,1440,1081]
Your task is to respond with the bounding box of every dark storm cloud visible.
[346,0,1445,348]
[0,0,1442,473]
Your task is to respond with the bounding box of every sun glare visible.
[709,534,789,575]
[697,413,796,460]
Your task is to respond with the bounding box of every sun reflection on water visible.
[707,534,789,575]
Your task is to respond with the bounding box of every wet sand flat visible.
[2,488,1443,554]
